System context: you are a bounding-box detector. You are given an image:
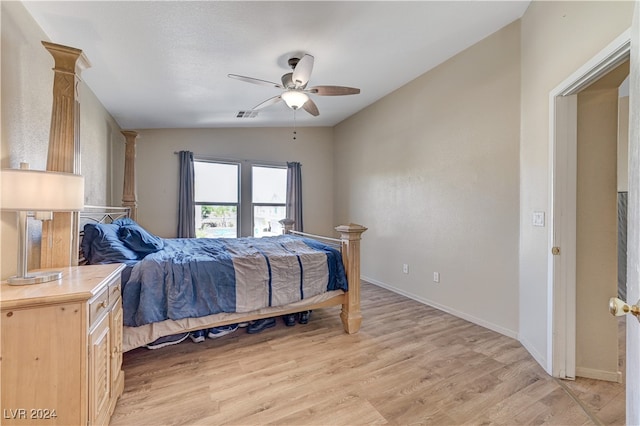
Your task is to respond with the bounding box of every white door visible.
[626,2,639,423]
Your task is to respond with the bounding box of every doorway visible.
[573,61,628,383]
[563,66,629,424]
[549,30,631,422]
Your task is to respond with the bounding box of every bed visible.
[80,206,366,351]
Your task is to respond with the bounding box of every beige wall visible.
[133,127,335,238]
[334,21,521,336]
[1,1,53,170]
[81,88,125,207]
[575,86,620,379]
[519,0,633,367]
[1,1,123,280]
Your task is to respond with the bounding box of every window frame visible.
[251,164,287,237]
[192,157,288,238]
[193,158,241,238]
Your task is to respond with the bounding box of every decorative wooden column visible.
[335,223,367,333]
[121,130,138,221]
[40,41,90,269]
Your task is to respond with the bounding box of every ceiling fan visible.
[228,54,360,117]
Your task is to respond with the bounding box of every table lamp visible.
[1,165,84,285]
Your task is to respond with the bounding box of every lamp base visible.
[7,271,63,286]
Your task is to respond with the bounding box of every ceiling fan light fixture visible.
[229,54,359,117]
[281,90,309,110]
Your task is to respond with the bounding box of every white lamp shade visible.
[1,169,84,212]
[281,90,309,109]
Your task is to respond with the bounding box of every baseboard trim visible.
[362,275,518,340]
[575,366,622,383]
[519,334,550,375]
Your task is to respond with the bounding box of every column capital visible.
[121,130,139,141]
[42,41,91,74]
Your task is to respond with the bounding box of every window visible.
[194,161,239,238]
[193,160,287,238]
[252,165,287,237]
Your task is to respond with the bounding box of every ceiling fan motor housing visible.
[288,57,300,69]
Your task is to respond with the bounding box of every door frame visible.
[548,29,631,379]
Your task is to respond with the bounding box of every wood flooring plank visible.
[593,393,625,425]
[464,376,555,425]
[109,282,622,425]
[513,388,594,425]
[259,393,388,426]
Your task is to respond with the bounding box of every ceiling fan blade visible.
[302,98,320,116]
[228,74,283,89]
[252,95,282,110]
[307,85,361,96]
[292,54,314,87]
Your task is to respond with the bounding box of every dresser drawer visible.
[89,287,110,327]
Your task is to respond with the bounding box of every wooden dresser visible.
[1,264,126,425]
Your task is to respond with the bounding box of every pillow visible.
[114,218,164,255]
[83,223,139,264]
[81,223,99,261]
[112,217,138,227]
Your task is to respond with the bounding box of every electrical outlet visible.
[433,272,440,283]
[403,264,409,274]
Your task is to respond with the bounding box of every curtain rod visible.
[173,151,290,166]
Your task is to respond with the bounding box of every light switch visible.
[532,211,545,227]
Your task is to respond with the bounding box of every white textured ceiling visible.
[23,1,530,129]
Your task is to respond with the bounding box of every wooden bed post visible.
[279,218,295,234]
[335,223,367,334]
[121,130,138,221]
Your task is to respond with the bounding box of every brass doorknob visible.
[609,297,640,321]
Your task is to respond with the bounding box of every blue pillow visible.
[112,217,138,227]
[83,223,139,264]
[114,219,164,255]
[81,223,98,261]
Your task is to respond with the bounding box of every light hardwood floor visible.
[561,317,626,426]
[110,282,623,425]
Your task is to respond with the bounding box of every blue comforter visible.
[122,235,347,327]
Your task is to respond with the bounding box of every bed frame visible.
[79,206,366,350]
